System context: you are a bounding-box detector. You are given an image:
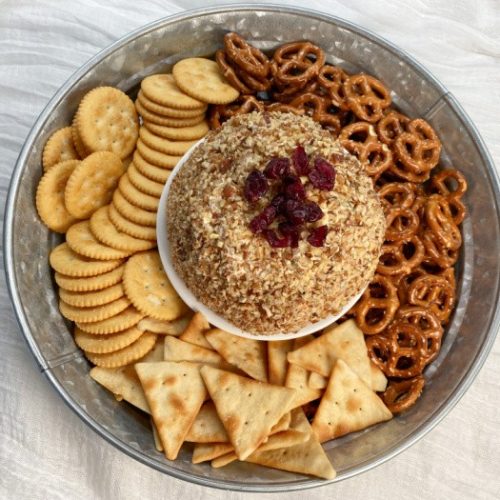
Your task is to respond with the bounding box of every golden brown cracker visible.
[42,127,80,171]
[49,242,124,277]
[75,86,139,159]
[135,99,205,127]
[71,122,89,159]
[64,151,125,219]
[172,58,239,104]
[141,73,206,110]
[59,283,124,308]
[133,152,173,183]
[126,162,165,197]
[89,205,156,253]
[59,296,130,323]
[137,90,206,118]
[123,250,187,321]
[74,325,143,354]
[36,159,80,233]
[77,306,145,335]
[118,174,160,212]
[112,189,157,227]
[136,139,183,168]
[139,127,197,156]
[144,120,209,141]
[66,220,131,260]
[85,331,157,368]
[55,265,125,292]
[108,203,157,241]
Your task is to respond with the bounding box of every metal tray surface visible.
[4,4,500,492]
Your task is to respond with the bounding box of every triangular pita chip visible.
[200,365,295,460]
[246,409,336,480]
[211,428,309,468]
[151,419,163,452]
[179,312,212,349]
[140,336,164,362]
[312,359,392,443]
[287,320,372,386]
[135,361,207,460]
[192,442,233,464]
[267,339,293,385]
[309,371,328,390]
[137,314,192,336]
[164,336,223,365]
[285,336,322,408]
[370,361,388,392]
[90,365,150,413]
[205,329,267,382]
[271,412,291,434]
[185,401,229,443]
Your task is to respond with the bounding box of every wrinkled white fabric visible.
[0,1,499,499]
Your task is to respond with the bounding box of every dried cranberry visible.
[308,157,336,191]
[264,229,291,248]
[278,222,300,248]
[282,175,306,201]
[244,170,268,203]
[292,145,310,175]
[304,201,324,222]
[307,225,328,247]
[249,205,276,234]
[284,200,307,226]
[264,157,291,179]
[270,193,286,214]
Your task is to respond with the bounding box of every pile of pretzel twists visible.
[210,33,468,414]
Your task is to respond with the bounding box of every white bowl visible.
[156,139,366,341]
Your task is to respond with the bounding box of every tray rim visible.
[4,3,500,492]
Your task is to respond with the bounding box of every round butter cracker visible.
[60,283,124,308]
[127,162,165,197]
[136,139,182,168]
[112,189,157,227]
[76,306,145,335]
[135,99,205,127]
[55,264,125,292]
[76,86,139,159]
[42,127,80,171]
[144,120,209,141]
[138,91,206,118]
[141,73,206,110]
[108,203,157,241]
[139,127,197,157]
[49,242,124,277]
[118,174,160,212]
[59,296,130,323]
[65,151,125,219]
[133,152,172,183]
[172,58,239,104]
[123,250,188,321]
[89,205,156,252]
[74,325,143,354]
[66,220,131,260]
[36,159,80,233]
[84,331,157,368]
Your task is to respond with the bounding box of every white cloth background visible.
[1,1,499,499]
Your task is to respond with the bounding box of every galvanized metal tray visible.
[4,4,500,492]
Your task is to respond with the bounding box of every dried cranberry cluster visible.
[244,146,336,248]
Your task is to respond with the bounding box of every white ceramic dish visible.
[156,139,365,341]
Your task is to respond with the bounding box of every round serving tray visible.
[4,4,500,492]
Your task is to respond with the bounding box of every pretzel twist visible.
[377,235,425,276]
[382,376,425,414]
[224,32,270,79]
[344,74,391,122]
[355,274,400,335]
[376,111,410,144]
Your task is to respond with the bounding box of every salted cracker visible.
[42,127,79,171]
